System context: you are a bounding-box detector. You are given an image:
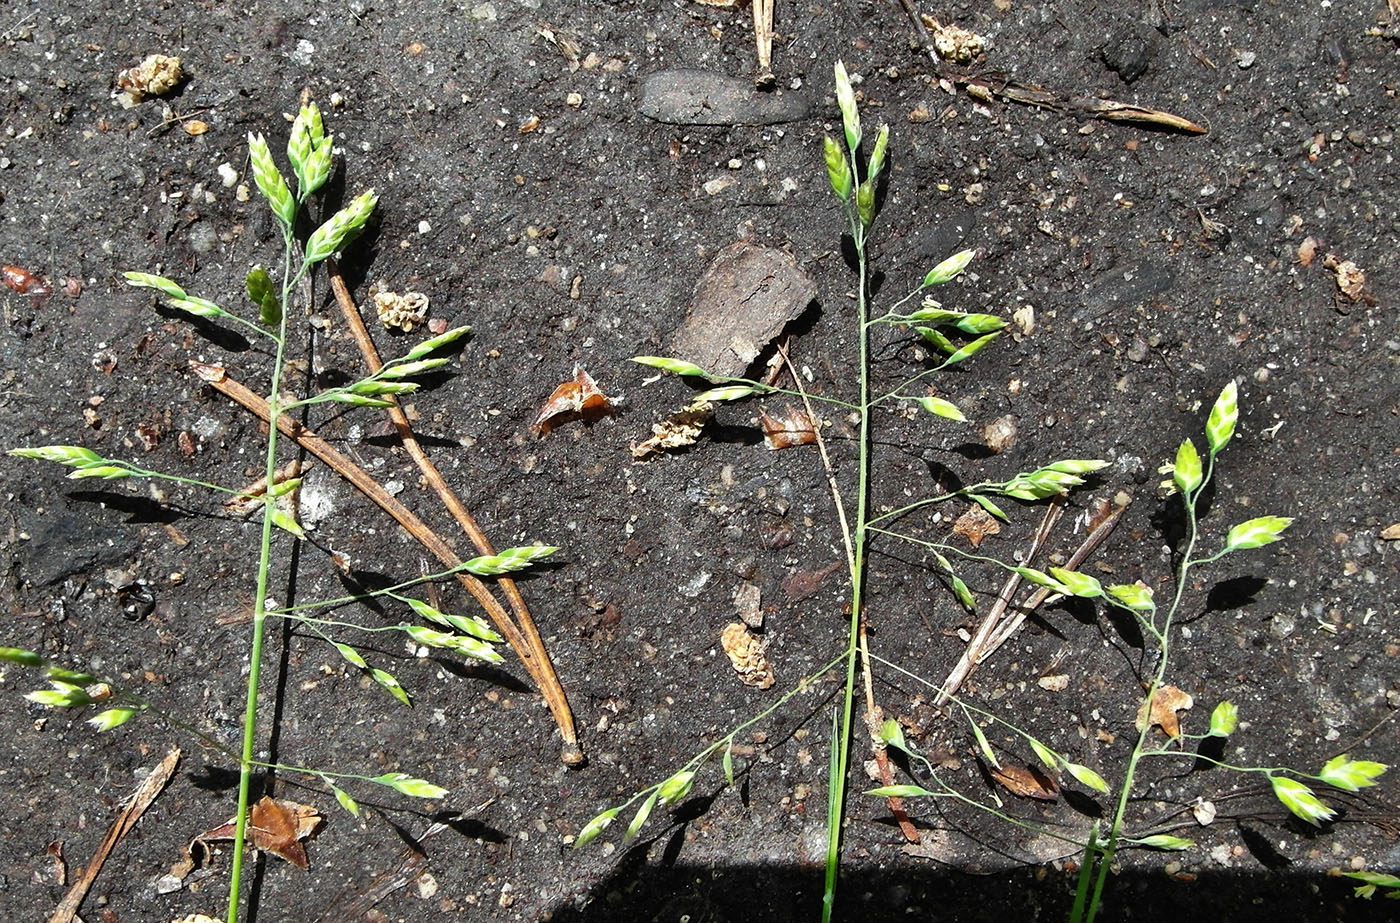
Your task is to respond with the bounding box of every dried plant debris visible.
[720,621,774,688]
[990,763,1060,801]
[982,414,1017,454]
[533,365,618,435]
[370,283,430,332]
[1136,684,1194,739]
[759,405,817,450]
[922,16,987,63]
[195,796,322,870]
[952,504,1000,547]
[668,242,817,378]
[632,398,713,460]
[1323,254,1369,302]
[115,54,184,107]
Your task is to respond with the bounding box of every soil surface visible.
[2,1,1398,921]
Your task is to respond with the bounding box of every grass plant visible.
[5,101,558,923]
[576,61,1389,921]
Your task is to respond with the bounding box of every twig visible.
[48,748,181,923]
[896,0,1205,134]
[323,258,580,764]
[978,498,1126,660]
[751,0,775,86]
[935,499,1063,706]
[777,343,918,843]
[192,362,583,759]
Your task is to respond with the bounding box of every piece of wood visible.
[49,748,181,923]
[669,242,816,378]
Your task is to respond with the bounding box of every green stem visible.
[1081,472,1207,923]
[822,184,871,923]
[226,229,299,923]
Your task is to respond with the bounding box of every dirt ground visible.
[2,1,1398,921]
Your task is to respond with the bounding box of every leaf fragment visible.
[758,405,817,450]
[990,763,1060,801]
[952,504,1000,547]
[1135,684,1194,739]
[533,365,619,435]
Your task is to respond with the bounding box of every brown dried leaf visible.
[990,764,1060,801]
[1135,684,1194,739]
[952,504,1000,547]
[197,796,322,870]
[631,398,713,459]
[1380,523,1400,541]
[720,622,774,689]
[533,365,618,435]
[759,405,816,450]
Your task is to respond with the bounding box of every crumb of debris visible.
[115,54,184,108]
[371,284,430,331]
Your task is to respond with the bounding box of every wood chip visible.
[668,242,816,378]
[48,748,181,923]
[720,621,774,688]
[734,581,763,628]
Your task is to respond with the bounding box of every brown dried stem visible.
[323,259,578,762]
[193,361,582,762]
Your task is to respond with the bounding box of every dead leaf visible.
[1135,684,1194,739]
[631,398,712,459]
[720,622,774,689]
[952,504,1000,547]
[1380,523,1400,541]
[1323,254,1367,302]
[533,365,618,435]
[758,405,816,450]
[990,763,1060,801]
[197,796,322,870]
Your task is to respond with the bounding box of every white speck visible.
[289,39,316,66]
[217,162,238,187]
[417,220,432,234]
